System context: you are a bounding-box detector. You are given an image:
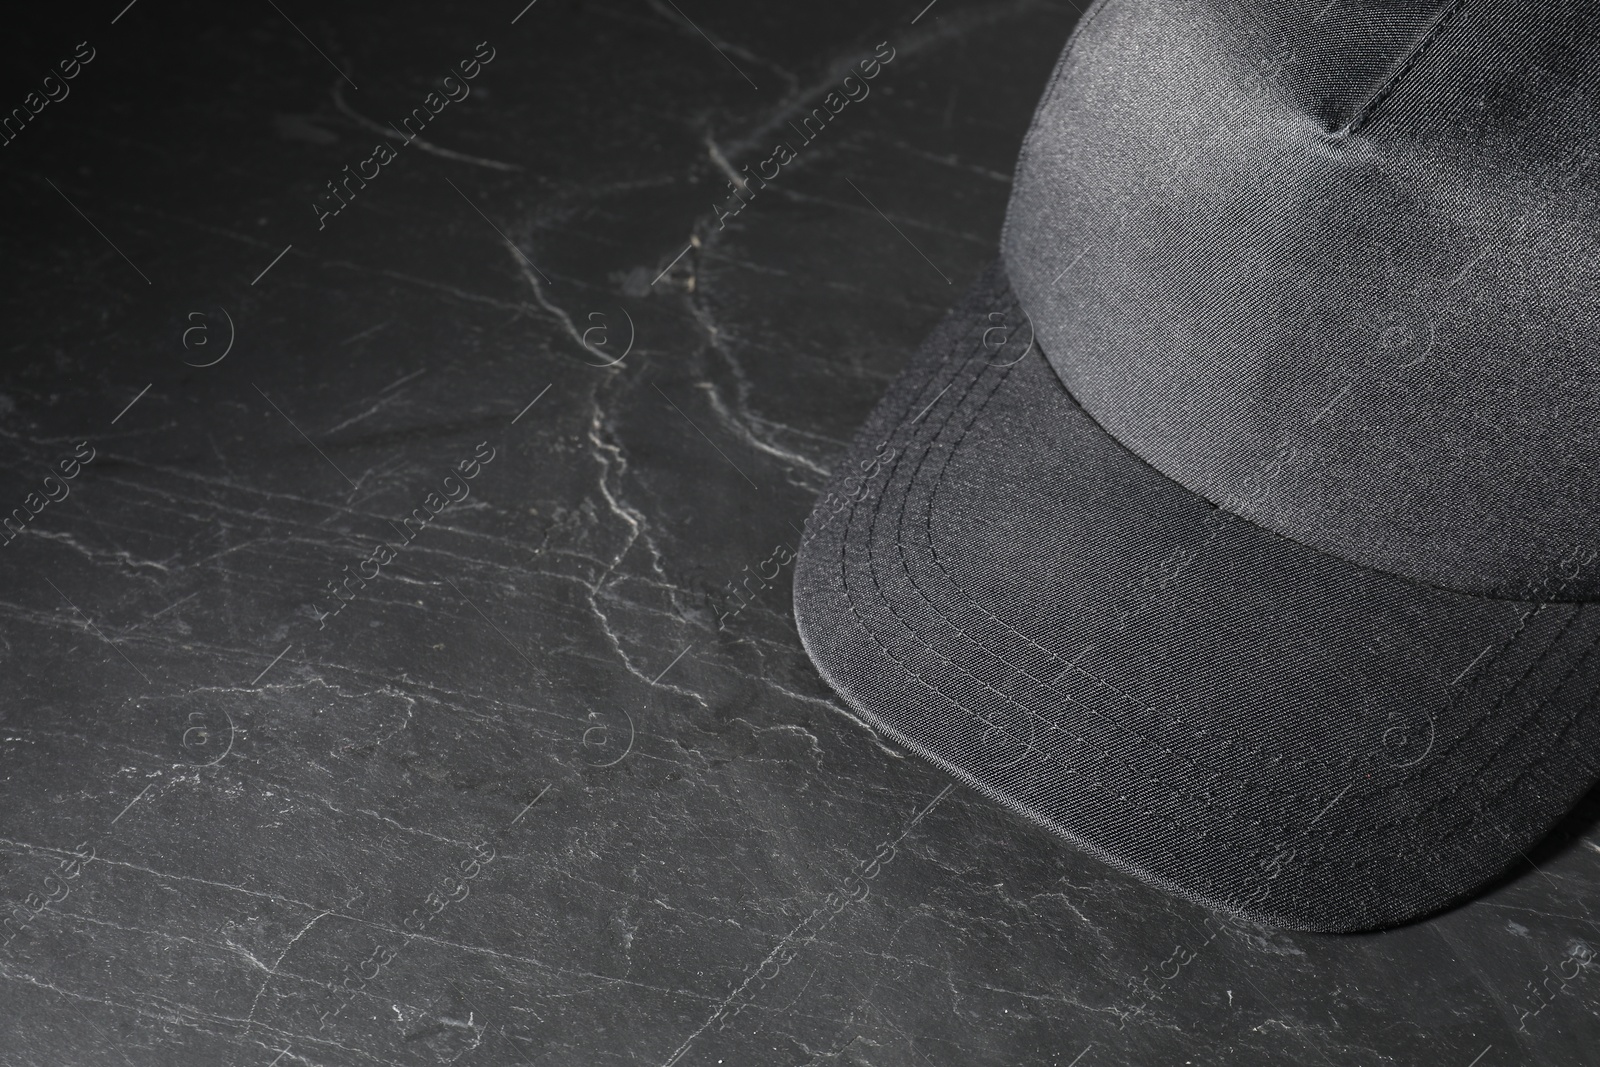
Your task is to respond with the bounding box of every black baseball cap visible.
[794,0,1600,932]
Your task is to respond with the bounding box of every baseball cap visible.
[793,0,1600,932]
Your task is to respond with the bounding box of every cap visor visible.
[793,260,1600,932]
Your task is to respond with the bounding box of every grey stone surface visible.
[0,2,1596,1065]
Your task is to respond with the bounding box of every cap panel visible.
[1001,0,1600,599]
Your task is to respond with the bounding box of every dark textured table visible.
[2,2,1598,1065]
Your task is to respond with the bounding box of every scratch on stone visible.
[350,804,476,848]
[29,529,173,575]
[642,0,797,94]
[236,910,334,1055]
[503,238,593,356]
[656,786,951,1065]
[766,680,904,760]
[332,81,522,172]
[704,132,747,193]
[580,395,709,712]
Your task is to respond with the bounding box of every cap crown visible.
[1003,0,1600,600]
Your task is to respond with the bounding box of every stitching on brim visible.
[906,327,1600,854]
[908,349,1599,844]
[830,271,1599,870]
[847,277,1560,809]
[838,318,1225,856]
[836,284,1318,852]
[886,313,1344,803]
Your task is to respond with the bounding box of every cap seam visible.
[1338,0,1471,137]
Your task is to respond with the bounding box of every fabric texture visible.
[793,262,1600,931]
[1002,0,1600,600]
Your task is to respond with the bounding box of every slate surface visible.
[2,2,1598,1065]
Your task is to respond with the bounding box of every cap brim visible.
[793,260,1600,932]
